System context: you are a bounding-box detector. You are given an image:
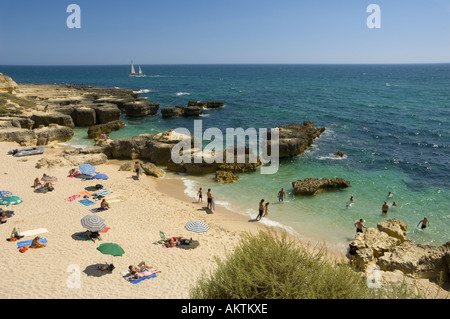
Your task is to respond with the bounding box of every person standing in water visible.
[207,189,213,210]
[354,219,367,234]
[256,199,265,221]
[417,217,430,229]
[263,202,270,217]
[382,202,389,214]
[278,188,285,202]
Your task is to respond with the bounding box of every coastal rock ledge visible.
[291,177,351,195]
[350,219,450,282]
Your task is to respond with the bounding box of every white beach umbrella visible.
[184,220,209,234]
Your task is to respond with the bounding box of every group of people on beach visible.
[197,188,214,210]
[256,188,286,221]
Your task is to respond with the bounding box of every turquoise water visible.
[2,64,449,247]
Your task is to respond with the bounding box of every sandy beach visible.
[0,141,302,299]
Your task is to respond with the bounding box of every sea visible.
[2,64,449,251]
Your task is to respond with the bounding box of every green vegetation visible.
[190,229,419,299]
[0,92,35,113]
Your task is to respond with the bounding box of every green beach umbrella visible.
[96,243,124,257]
[0,196,23,206]
[97,243,124,264]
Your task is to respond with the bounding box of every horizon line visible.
[1,62,450,67]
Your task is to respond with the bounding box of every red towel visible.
[99,227,110,233]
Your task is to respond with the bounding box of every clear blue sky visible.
[1,0,449,65]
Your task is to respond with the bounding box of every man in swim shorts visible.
[256,199,265,221]
[382,202,389,214]
[354,219,367,233]
[417,217,430,229]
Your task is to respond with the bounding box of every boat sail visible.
[129,61,146,77]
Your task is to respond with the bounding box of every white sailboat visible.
[128,61,146,77]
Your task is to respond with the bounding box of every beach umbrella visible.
[97,242,124,265]
[92,173,108,180]
[79,164,96,175]
[81,215,106,232]
[184,220,209,234]
[97,243,124,257]
[0,196,23,206]
[41,175,58,183]
[0,190,13,199]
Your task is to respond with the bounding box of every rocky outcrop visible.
[31,112,75,129]
[0,124,73,145]
[187,100,224,109]
[266,121,325,158]
[350,219,450,281]
[0,115,34,129]
[216,170,239,183]
[161,105,203,118]
[0,73,19,94]
[124,101,159,117]
[377,218,407,242]
[291,177,351,195]
[82,130,186,166]
[90,104,121,124]
[161,106,184,118]
[34,124,74,145]
[87,120,125,139]
[71,107,97,126]
[141,162,165,178]
[378,241,450,280]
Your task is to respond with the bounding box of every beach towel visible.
[79,199,95,206]
[20,228,48,237]
[65,195,81,202]
[120,270,157,284]
[17,238,48,248]
[79,191,92,197]
[92,190,113,197]
[99,227,110,233]
[89,207,108,213]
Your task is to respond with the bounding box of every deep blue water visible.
[1,64,449,247]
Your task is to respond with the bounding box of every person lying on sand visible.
[85,230,102,242]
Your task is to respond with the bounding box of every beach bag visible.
[95,184,103,190]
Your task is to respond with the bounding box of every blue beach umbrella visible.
[92,173,108,180]
[79,164,96,175]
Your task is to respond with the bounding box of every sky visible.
[0,0,449,65]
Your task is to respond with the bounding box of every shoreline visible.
[0,140,344,300]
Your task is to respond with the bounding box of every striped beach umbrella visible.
[184,220,209,234]
[0,190,13,199]
[81,215,106,232]
[0,196,23,206]
[41,175,58,183]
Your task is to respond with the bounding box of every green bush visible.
[190,229,418,299]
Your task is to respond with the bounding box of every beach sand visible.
[0,141,307,299]
[1,141,446,299]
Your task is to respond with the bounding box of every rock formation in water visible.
[291,177,351,195]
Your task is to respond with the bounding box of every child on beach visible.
[278,188,285,202]
[134,161,143,180]
[263,202,270,217]
[197,188,203,203]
